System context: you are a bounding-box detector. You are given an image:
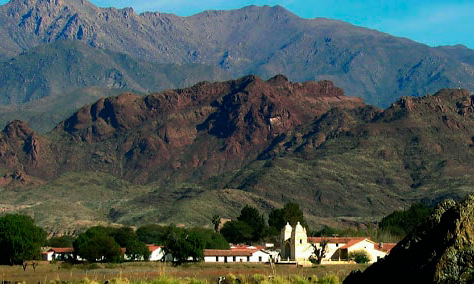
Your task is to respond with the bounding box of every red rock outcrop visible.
[0,75,364,184]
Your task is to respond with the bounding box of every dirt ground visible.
[0,261,365,283]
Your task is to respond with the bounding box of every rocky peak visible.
[3,120,34,140]
[344,195,474,284]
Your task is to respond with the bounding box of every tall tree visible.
[237,205,267,241]
[212,214,221,232]
[46,235,75,248]
[268,202,307,232]
[189,227,230,250]
[112,227,150,261]
[164,229,204,265]
[73,226,123,263]
[220,221,254,244]
[136,224,166,244]
[0,214,46,265]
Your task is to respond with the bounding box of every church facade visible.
[280,222,395,265]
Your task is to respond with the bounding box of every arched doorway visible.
[284,242,291,261]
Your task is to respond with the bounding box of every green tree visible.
[212,214,221,232]
[268,202,307,233]
[0,214,46,265]
[237,205,267,241]
[73,226,123,263]
[112,227,150,261]
[164,229,204,265]
[220,221,254,244]
[380,203,432,237]
[268,208,285,232]
[189,227,230,250]
[136,224,166,245]
[124,239,151,261]
[46,235,76,248]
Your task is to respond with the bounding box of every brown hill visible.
[344,195,474,284]
[3,76,474,231]
[0,75,363,185]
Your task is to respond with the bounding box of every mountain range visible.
[1,0,474,132]
[1,0,474,233]
[1,74,474,233]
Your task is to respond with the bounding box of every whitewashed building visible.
[280,222,396,265]
[42,248,74,262]
[204,245,272,263]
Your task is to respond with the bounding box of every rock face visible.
[0,75,364,184]
[344,196,474,284]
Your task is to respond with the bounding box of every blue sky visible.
[2,0,473,49]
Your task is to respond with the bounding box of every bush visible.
[348,250,370,264]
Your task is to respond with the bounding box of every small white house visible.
[146,245,163,261]
[204,247,272,263]
[42,248,74,262]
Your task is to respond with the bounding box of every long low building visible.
[204,246,273,263]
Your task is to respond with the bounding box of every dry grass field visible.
[0,261,365,283]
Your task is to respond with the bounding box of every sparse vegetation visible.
[0,262,353,283]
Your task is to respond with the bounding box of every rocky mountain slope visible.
[1,75,474,232]
[0,0,473,111]
[0,40,228,132]
[344,196,474,283]
[0,75,363,185]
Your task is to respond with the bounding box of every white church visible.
[280,222,396,265]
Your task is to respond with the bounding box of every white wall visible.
[149,248,165,261]
[249,251,270,263]
[204,255,251,263]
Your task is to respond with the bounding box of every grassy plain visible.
[0,262,364,283]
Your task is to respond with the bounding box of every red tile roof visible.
[48,248,74,253]
[340,239,371,249]
[204,249,255,257]
[147,245,162,252]
[375,243,397,252]
[307,237,368,244]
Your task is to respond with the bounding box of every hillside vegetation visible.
[0,75,473,233]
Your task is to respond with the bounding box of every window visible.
[300,239,302,244]
[233,256,236,262]
[247,256,250,262]
[259,256,262,262]
[216,256,219,262]
[336,243,339,247]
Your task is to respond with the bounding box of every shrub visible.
[348,250,370,264]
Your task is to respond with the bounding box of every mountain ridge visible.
[0,0,473,109]
[1,76,474,231]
